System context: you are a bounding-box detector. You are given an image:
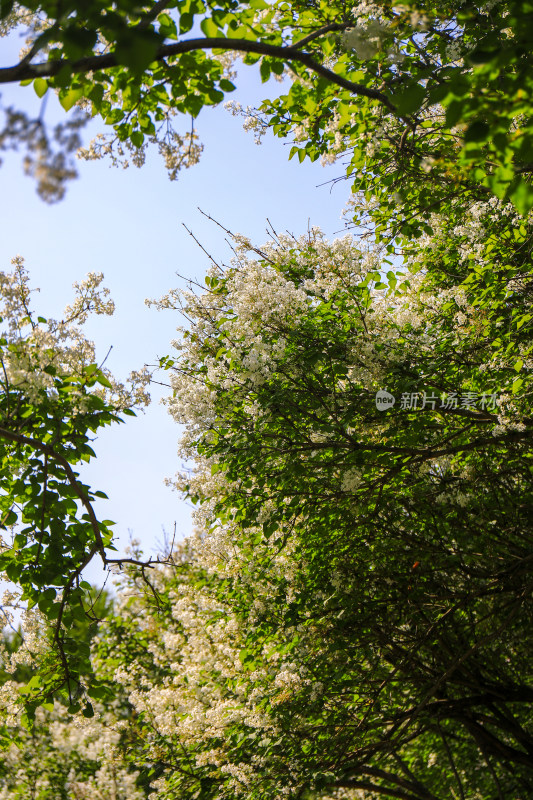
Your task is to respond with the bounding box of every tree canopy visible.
[2,0,533,215]
[0,1,533,798]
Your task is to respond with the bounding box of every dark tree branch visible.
[135,0,175,30]
[333,778,426,800]
[0,425,175,571]
[0,38,397,113]
[291,22,349,49]
[0,424,107,560]
[437,721,466,800]
[463,717,533,768]
[362,765,444,800]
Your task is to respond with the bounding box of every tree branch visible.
[135,0,174,30]
[361,765,443,800]
[0,424,176,571]
[0,38,396,113]
[291,22,349,50]
[333,778,424,800]
[0,424,107,561]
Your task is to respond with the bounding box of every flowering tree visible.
[3,207,532,797]
[1,0,532,218]
[128,215,533,798]
[0,0,533,797]
[0,258,153,723]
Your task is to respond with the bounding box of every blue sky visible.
[1,49,352,583]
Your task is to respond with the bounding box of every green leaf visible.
[395,84,426,115]
[510,178,533,215]
[158,12,177,38]
[200,17,221,37]
[260,59,271,83]
[130,130,144,147]
[96,373,113,389]
[53,64,73,89]
[207,88,224,104]
[59,87,83,111]
[33,78,48,98]
[114,31,160,73]
[468,46,499,65]
[1,509,18,527]
[464,120,490,143]
[219,78,236,92]
[516,314,532,331]
[184,94,204,117]
[0,0,15,21]
[427,83,448,106]
[445,98,465,128]
[179,12,194,34]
